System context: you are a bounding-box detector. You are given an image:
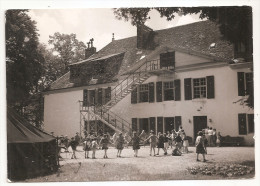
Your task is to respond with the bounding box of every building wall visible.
[44,51,254,145]
[44,90,82,137]
[111,65,254,145]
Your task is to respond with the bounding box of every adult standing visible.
[208,127,213,146]
[195,131,207,162]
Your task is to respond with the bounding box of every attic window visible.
[89,77,98,85]
[160,51,175,69]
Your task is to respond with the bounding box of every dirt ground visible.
[25,146,255,182]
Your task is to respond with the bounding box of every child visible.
[216,132,222,147]
[69,137,77,159]
[64,135,69,152]
[195,131,206,162]
[83,137,91,159]
[167,131,173,149]
[172,146,182,156]
[182,132,189,153]
[99,134,110,158]
[116,133,125,157]
[163,133,169,155]
[202,133,208,154]
[91,137,98,159]
[128,131,140,157]
[157,132,165,155]
[145,131,158,156]
[174,133,183,151]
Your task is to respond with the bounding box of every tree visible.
[114,7,253,108]
[48,32,86,72]
[6,10,44,110]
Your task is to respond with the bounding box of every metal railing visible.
[79,101,131,133]
[105,59,161,108]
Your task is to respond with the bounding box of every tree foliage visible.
[6,10,44,108]
[114,7,252,45]
[48,32,86,72]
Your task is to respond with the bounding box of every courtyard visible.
[25,146,255,182]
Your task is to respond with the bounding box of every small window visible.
[163,81,174,101]
[193,78,207,99]
[139,84,149,102]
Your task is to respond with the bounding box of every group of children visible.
[70,126,190,159]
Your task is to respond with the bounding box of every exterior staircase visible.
[80,59,162,134]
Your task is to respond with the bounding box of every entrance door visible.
[164,117,175,133]
[193,116,207,140]
[139,118,149,134]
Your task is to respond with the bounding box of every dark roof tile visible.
[47,21,234,91]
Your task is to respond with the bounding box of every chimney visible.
[112,33,115,42]
[85,38,96,59]
[137,24,154,49]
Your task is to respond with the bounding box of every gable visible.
[175,51,214,67]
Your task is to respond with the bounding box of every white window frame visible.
[193,77,207,99]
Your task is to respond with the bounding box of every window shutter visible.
[174,79,181,101]
[245,73,253,95]
[184,78,192,100]
[175,116,182,131]
[98,88,103,105]
[149,117,156,132]
[149,82,155,102]
[105,87,111,104]
[131,87,138,104]
[95,89,98,105]
[206,76,215,99]
[237,72,245,96]
[156,81,163,102]
[157,117,163,133]
[238,113,247,135]
[132,118,138,132]
[248,114,254,133]
[83,89,88,106]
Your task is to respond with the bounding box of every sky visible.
[28,9,205,51]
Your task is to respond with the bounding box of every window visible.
[164,81,174,101]
[193,78,207,99]
[160,51,175,69]
[237,72,253,96]
[139,84,149,102]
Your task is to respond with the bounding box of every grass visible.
[24,146,255,182]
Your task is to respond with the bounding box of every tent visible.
[7,108,58,181]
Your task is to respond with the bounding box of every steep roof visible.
[47,20,234,92]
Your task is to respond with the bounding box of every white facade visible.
[44,51,254,145]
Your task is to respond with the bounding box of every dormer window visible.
[160,51,175,69]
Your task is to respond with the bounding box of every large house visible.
[43,21,254,145]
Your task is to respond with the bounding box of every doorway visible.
[193,116,207,140]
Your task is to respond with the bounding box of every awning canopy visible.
[7,109,55,143]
